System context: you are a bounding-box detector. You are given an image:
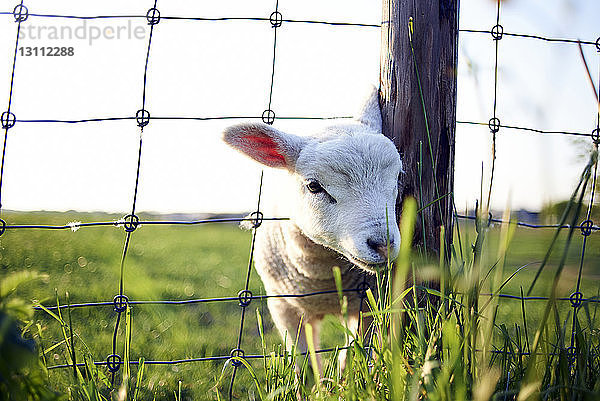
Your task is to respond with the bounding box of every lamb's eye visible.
[306,180,323,194]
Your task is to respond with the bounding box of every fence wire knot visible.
[1,111,16,129]
[106,353,122,372]
[249,211,263,228]
[357,281,370,298]
[270,11,283,28]
[237,290,253,307]
[113,294,129,312]
[592,128,599,144]
[136,109,151,128]
[146,8,160,26]
[491,24,503,40]
[596,37,600,52]
[262,109,276,125]
[569,292,583,308]
[580,219,593,236]
[122,214,139,232]
[0,219,6,237]
[488,117,501,134]
[229,348,245,367]
[13,4,28,22]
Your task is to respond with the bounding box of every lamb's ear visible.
[356,86,382,132]
[223,123,307,169]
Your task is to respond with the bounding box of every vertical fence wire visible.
[568,50,600,367]
[262,0,281,126]
[478,0,599,375]
[0,2,26,222]
[228,173,264,400]
[228,2,281,397]
[107,0,160,384]
[486,0,501,212]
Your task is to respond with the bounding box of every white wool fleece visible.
[222,87,403,367]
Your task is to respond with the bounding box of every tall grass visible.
[2,153,599,400]
[213,154,600,400]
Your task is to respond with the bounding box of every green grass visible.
[1,203,599,400]
[1,211,279,400]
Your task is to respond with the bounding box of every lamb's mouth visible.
[346,254,388,272]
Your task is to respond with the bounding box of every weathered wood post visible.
[380,0,459,257]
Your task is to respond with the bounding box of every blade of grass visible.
[521,156,592,395]
[527,154,595,295]
[305,323,320,390]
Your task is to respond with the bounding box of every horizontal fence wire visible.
[13,115,354,124]
[45,346,354,370]
[1,216,289,230]
[1,1,599,397]
[456,214,600,231]
[33,288,600,312]
[45,347,570,371]
[6,117,593,139]
[0,11,381,27]
[3,213,597,232]
[456,120,597,138]
[34,289,357,311]
[459,28,599,46]
[0,8,599,47]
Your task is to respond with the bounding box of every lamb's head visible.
[222,90,402,272]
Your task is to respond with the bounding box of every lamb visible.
[222,88,403,367]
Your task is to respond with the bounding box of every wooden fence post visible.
[380,0,459,256]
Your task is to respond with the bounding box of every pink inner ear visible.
[244,134,286,166]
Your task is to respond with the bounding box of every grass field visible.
[2,209,599,400]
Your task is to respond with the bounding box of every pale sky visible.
[0,0,598,214]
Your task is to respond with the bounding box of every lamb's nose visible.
[366,238,391,259]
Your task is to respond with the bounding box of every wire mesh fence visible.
[456,0,599,372]
[1,0,599,399]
